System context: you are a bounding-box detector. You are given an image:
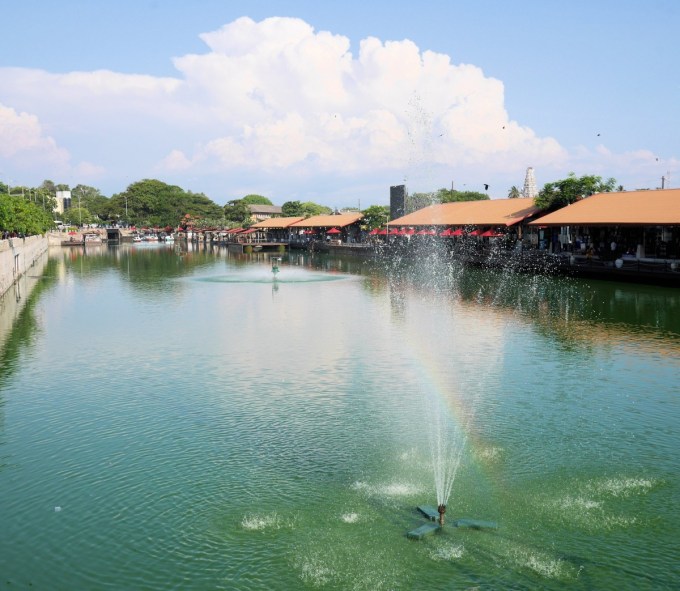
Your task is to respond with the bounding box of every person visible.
[610,239,617,253]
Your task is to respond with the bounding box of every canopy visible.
[439,228,453,236]
[388,228,400,235]
[326,228,341,234]
[469,229,482,236]
[451,228,464,236]
[368,228,379,235]
[481,229,503,237]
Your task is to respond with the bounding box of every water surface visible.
[1,243,678,590]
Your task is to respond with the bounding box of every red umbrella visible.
[451,228,464,236]
[388,228,400,235]
[368,228,379,235]
[403,228,415,235]
[415,229,429,235]
[481,229,503,237]
[377,229,387,235]
[469,229,482,236]
[439,228,453,236]
[304,229,316,235]
[326,227,341,234]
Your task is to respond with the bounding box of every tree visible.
[241,194,273,206]
[282,200,304,216]
[224,199,252,226]
[0,194,54,235]
[300,201,332,216]
[507,186,521,199]
[72,184,109,221]
[63,206,92,226]
[361,205,390,229]
[109,179,223,227]
[534,173,617,211]
[439,189,489,203]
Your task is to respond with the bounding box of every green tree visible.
[241,194,273,206]
[438,189,489,203]
[63,206,93,226]
[361,205,390,229]
[0,194,54,235]
[224,199,252,226]
[300,201,332,216]
[507,186,521,199]
[72,184,110,222]
[281,201,304,216]
[109,179,222,227]
[535,173,617,211]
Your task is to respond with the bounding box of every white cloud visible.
[1,16,670,200]
[0,103,69,162]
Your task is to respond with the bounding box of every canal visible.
[1,242,678,590]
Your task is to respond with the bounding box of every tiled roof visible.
[250,217,305,229]
[290,213,363,228]
[390,198,541,227]
[529,189,680,225]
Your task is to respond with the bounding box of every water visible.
[1,242,679,590]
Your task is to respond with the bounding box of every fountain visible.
[406,393,498,539]
[271,257,281,275]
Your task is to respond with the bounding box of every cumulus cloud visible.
[161,16,569,180]
[4,15,660,199]
[0,103,69,164]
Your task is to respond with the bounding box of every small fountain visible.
[271,257,281,276]
[408,368,497,539]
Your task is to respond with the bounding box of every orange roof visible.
[250,216,305,229]
[529,189,680,226]
[390,198,541,227]
[290,213,363,228]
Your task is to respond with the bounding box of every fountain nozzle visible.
[437,504,446,527]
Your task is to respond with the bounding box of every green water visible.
[1,243,678,590]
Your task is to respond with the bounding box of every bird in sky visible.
[484,184,489,190]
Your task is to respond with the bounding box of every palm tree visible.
[507,186,521,199]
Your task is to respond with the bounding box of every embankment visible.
[0,235,49,298]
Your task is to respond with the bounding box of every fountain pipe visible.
[437,504,446,526]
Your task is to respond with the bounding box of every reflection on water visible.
[0,244,677,590]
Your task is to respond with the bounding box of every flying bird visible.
[484,184,489,191]
[597,133,601,136]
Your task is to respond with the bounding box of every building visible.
[528,188,680,259]
[248,204,283,222]
[388,197,542,237]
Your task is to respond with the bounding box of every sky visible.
[1,0,678,208]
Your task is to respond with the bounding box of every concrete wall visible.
[0,235,49,298]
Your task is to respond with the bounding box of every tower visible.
[522,167,538,198]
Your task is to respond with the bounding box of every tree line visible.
[1,173,619,237]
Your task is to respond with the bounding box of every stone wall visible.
[0,235,49,297]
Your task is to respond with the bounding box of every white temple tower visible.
[522,167,538,198]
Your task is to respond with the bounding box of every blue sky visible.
[1,0,678,207]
